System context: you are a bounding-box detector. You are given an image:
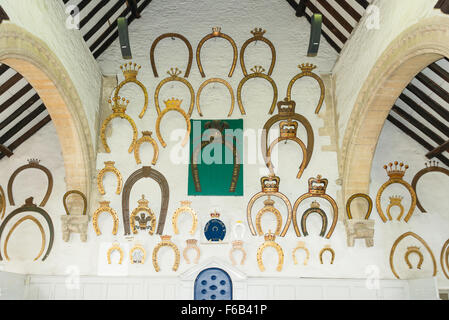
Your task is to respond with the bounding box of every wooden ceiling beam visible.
[0,84,33,114]
[406,83,449,122]
[0,94,40,131]
[334,0,362,21]
[435,0,449,14]
[0,73,23,95]
[306,1,347,44]
[426,139,449,159]
[415,72,449,104]
[315,0,353,33]
[83,0,127,42]
[428,62,449,83]
[295,0,308,17]
[0,144,13,157]
[354,0,370,9]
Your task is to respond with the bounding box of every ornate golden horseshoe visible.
[411,161,449,213]
[107,242,123,264]
[100,96,138,153]
[63,190,87,216]
[255,197,282,236]
[92,201,119,236]
[130,195,156,235]
[440,239,449,280]
[172,200,198,235]
[134,131,159,165]
[265,120,308,179]
[191,130,241,193]
[319,246,335,264]
[0,185,5,219]
[237,66,278,115]
[97,161,122,196]
[292,241,310,265]
[130,243,146,264]
[196,78,236,117]
[292,175,338,239]
[196,27,238,78]
[405,246,424,269]
[154,68,195,117]
[152,235,180,272]
[0,197,54,261]
[240,28,276,77]
[150,33,193,78]
[4,215,45,261]
[183,239,200,264]
[346,193,373,220]
[230,240,246,265]
[300,201,328,237]
[8,159,53,207]
[247,175,292,237]
[113,62,148,119]
[286,63,325,114]
[257,231,284,272]
[389,231,437,279]
[386,196,404,221]
[261,99,314,168]
[155,98,191,148]
[376,162,417,223]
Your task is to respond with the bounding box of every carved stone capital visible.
[344,219,375,247]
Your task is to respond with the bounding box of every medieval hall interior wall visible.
[1,0,102,148]
[0,0,446,297]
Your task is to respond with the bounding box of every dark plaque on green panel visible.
[188,119,243,196]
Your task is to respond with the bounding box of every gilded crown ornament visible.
[92,201,119,236]
[257,229,284,272]
[130,195,156,235]
[210,211,220,219]
[247,174,292,237]
[152,234,180,272]
[376,161,416,223]
[8,159,53,207]
[172,200,198,235]
[386,195,404,221]
[256,195,283,236]
[150,33,193,78]
[0,197,54,261]
[390,232,436,279]
[120,62,141,80]
[237,64,278,114]
[241,27,276,77]
[279,121,298,138]
[292,174,338,239]
[196,26,238,77]
[287,63,325,114]
[277,98,296,115]
[412,160,449,213]
[101,95,138,154]
[97,161,123,196]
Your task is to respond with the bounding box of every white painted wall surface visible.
[1,0,102,149]
[0,0,446,300]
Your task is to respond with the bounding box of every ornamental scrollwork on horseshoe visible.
[292,241,310,266]
[261,99,314,169]
[319,245,335,264]
[154,68,195,117]
[240,28,276,77]
[107,241,124,264]
[113,62,148,118]
[389,231,437,279]
[300,201,328,237]
[0,197,54,261]
[4,215,45,261]
[155,97,191,148]
[122,166,169,236]
[152,235,180,272]
[196,78,236,117]
[286,63,325,114]
[292,175,338,239]
[237,66,278,115]
[257,231,284,272]
[376,162,417,223]
[8,159,53,207]
[247,175,292,237]
[97,161,123,196]
[172,201,198,235]
[134,131,159,165]
[100,96,138,153]
[265,120,308,179]
[92,201,119,236]
[196,27,238,78]
[346,193,373,220]
[130,195,156,235]
[183,239,200,264]
[411,160,449,213]
[150,33,193,78]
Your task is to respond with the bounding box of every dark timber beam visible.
[316,0,353,33]
[306,1,347,44]
[0,84,33,114]
[435,0,449,14]
[426,139,449,159]
[296,0,308,17]
[406,83,449,122]
[415,72,449,104]
[0,6,9,23]
[0,144,13,157]
[334,0,362,21]
[428,62,449,83]
[0,73,23,95]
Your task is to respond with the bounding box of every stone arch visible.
[340,17,449,215]
[0,24,94,196]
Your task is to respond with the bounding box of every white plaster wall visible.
[333,0,442,146]
[1,0,102,149]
